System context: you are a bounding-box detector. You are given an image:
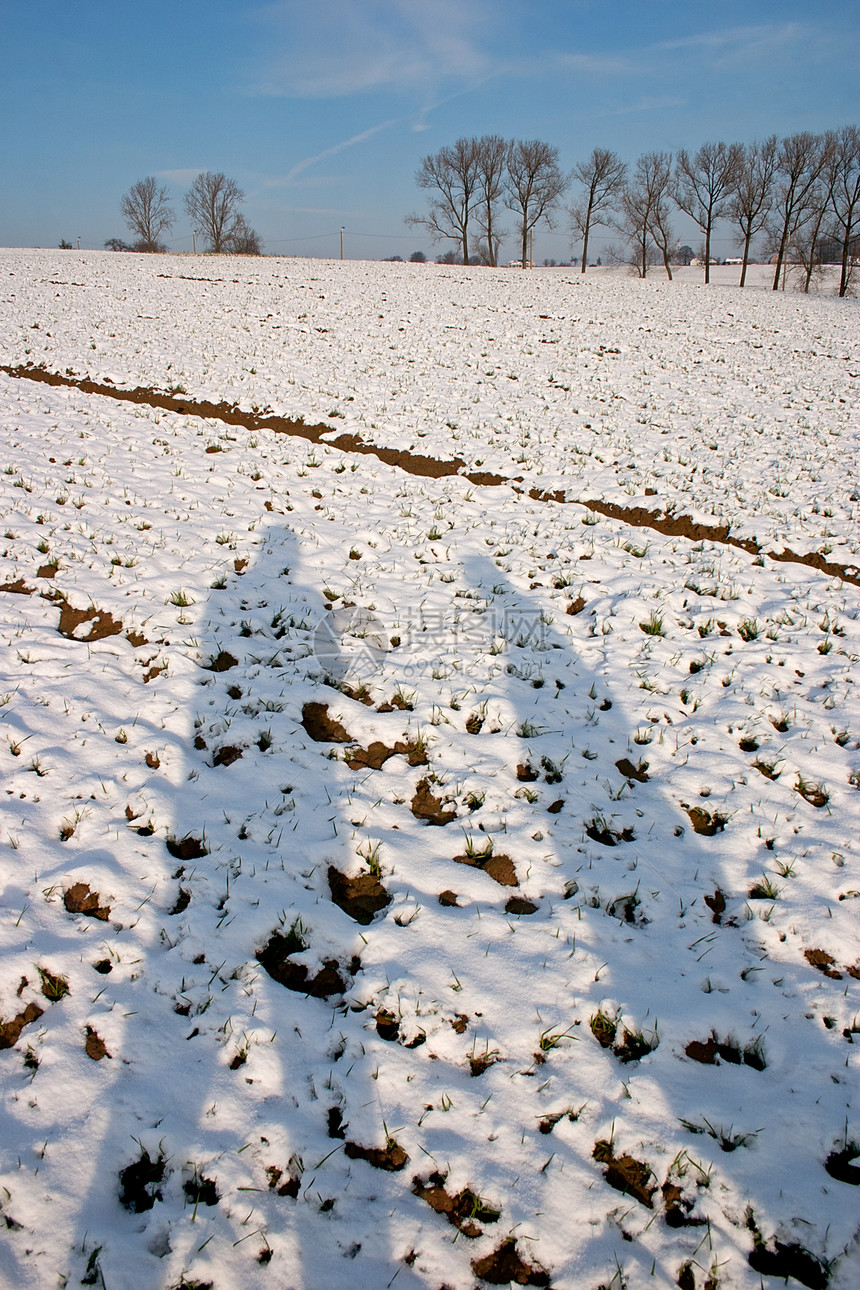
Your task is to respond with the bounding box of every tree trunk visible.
[704,222,711,284]
[772,218,790,290]
[521,220,528,269]
[580,212,590,273]
[740,229,752,287]
[839,231,851,297]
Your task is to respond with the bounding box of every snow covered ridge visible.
[0,250,858,1288]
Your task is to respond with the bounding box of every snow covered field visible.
[0,249,858,1290]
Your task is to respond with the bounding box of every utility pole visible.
[76,237,81,250]
[340,227,345,261]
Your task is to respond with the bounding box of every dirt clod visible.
[411,778,456,825]
[615,757,649,782]
[412,1172,500,1238]
[454,851,518,887]
[63,882,111,921]
[344,1138,408,1171]
[301,701,352,743]
[57,601,124,642]
[0,1001,44,1050]
[471,1237,551,1286]
[257,930,355,998]
[119,1148,167,1212]
[85,1026,110,1061]
[592,1139,655,1208]
[804,948,842,980]
[505,897,538,915]
[328,865,391,925]
[205,650,238,672]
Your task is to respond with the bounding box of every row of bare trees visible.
[407,136,567,269]
[410,128,860,295]
[116,172,261,255]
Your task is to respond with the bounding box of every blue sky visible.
[1,0,856,261]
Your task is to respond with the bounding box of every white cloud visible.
[282,119,399,184]
[252,0,493,98]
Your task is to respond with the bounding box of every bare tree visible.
[793,134,838,293]
[120,176,174,252]
[618,152,675,279]
[505,139,568,268]
[768,133,829,290]
[473,135,509,267]
[226,215,262,256]
[673,142,743,283]
[184,171,246,254]
[644,153,676,280]
[570,148,627,273]
[729,137,778,286]
[407,138,481,267]
[829,125,860,297]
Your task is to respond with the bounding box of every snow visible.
[0,248,858,1289]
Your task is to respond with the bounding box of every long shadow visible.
[8,504,855,1288]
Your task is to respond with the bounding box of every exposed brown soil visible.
[565,595,586,615]
[301,701,351,743]
[212,744,243,767]
[412,1172,500,1238]
[0,363,465,481]
[36,563,57,579]
[585,818,635,846]
[170,888,191,915]
[63,882,111,921]
[0,578,34,594]
[615,757,649,783]
[684,806,727,836]
[439,890,459,907]
[346,738,427,770]
[85,1026,111,1060]
[3,362,857,586]
[469,1051,500,1077]
[796,778,829,807]
[56,600,124,642]
[327,865,391,925]
[257,929,356,998]
[804,948,842,980]
[375,1009,400,1041]
[0,1001,44,1049]
[471,1238,551,1287]
[205,650,238,672]
[119,1148,167,1213]
[704,888,726,924]
[344,1138,408,1171]
[411,778,456,825]
[824,1145,860,1185]
[662,1180,704,1228]
[165,835,208,860]
[592,1139,655,1208]
[454,851,518,887]
[516,763,539,782]
[685,1032,766,1070]
[748,1241,829,1289]
[466,712,484,734]
[505,896,538,915]
[39,968,69,1001]
[266,1164,302,1198]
